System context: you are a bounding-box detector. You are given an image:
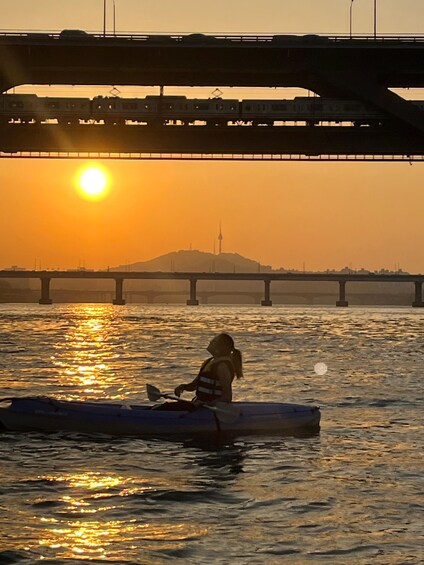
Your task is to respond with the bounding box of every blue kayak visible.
[0,396,320,437]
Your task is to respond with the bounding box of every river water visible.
[0,304,422,564]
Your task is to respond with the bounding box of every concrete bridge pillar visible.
[261,279,273,306]
[336,281,349,307]
[412,281,424,307]
[39,277,53,305]
[113,278,126,305]
[187,279,199,305]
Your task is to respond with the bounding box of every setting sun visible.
[76,165,110,201]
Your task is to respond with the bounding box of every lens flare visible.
[314,362,328,376]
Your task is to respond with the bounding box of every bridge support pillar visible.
[412,281,424,307]
[39,277,53,305]
[336,281,349,307]
[187,279,199,305]
[261,279,273,306]
[113,278,126,305]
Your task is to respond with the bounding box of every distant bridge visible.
[2,32,424,158]
[0,270,423,307]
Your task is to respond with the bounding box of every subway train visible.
[0,93,422,126]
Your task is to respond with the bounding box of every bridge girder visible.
[1,124,423,158]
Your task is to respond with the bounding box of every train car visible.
[38,97,91,124]
[92,96,160,125]
[92,96,240,126]
[0,94,91,124]
[0,94,39,123]
[240,97,383,126]
[170,97,239,125]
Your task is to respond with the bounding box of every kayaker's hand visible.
[174,384,185,397]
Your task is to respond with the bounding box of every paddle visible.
[146,384,240,425]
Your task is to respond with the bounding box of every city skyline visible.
[0,246,412,275]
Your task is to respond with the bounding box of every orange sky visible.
[1,1,424,273]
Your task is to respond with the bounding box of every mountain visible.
[112,250,273,273]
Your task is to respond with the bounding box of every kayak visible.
[0,396,320,437]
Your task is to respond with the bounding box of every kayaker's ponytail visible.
[231,347,243,379]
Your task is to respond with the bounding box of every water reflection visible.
[52,305,123,399]
[33,470,208,561]
[2,305,423,563]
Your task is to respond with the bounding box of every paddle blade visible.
[146,384,162,402]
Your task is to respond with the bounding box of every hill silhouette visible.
[112,250,273,273]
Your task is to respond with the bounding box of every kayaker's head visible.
[207,333,243,379]
[207,333,234,356]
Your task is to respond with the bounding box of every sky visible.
[1,0,424,273]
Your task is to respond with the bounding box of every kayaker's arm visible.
[174,376,198,397]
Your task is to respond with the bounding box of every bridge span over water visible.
[1,270,423,308]
[1,32,424,159]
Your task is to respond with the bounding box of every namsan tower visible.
[218,222,223,255]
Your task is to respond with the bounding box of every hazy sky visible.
[1,1,424,272]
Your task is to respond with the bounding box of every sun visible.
[76,165,110,201]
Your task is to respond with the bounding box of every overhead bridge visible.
[2,32,424,157]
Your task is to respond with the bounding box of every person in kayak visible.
[153,333,243,411]
[175,333,243,404]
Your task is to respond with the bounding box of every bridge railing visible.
[3,31,424,43]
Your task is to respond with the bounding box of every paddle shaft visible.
[157,391,237,418]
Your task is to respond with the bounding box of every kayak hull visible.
[0,397,320,437]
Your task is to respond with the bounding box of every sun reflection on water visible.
[51,305,123,399]
[39,520,206,559]
[33,471,207,560]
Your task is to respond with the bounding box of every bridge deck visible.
[1,124,423,159]
[1,270,423,283]
[2,32,424,153]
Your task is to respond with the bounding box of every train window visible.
[108,104,116,110]
[123,102,137,109]
[167,104,174,110]
[230,105,236,111]
[144,104,150,109]
[195,103,210,110]
[9,102,24,109]
[271,104,287,111]
[245,105,251,111]
[66,102,76,109]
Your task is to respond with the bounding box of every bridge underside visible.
[1,124,423,160]
[2,35,424,153]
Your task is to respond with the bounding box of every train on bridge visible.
[2,93,421,127]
